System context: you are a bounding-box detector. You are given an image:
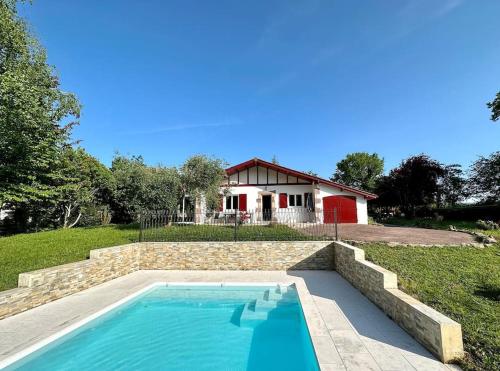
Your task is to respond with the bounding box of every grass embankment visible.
[363,243,500,371]
[0,225,139,292]
[0,224,305,292]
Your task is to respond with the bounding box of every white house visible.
[217,158,377,224]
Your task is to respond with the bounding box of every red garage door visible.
[323,195,357,223]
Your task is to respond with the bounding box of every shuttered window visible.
[279,193,288,208]
[238,194,247,211]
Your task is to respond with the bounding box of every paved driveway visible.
[300,224,476,245]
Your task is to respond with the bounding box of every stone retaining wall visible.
[333,241,463,363]
[0,243,142,320]
[141,241,334,270]
[0,241,333,320]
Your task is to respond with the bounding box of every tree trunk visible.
[182,195,186,222]
[63,203,81,228]
[68,212,82,228]
[63,205,71,228]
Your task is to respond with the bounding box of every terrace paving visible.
[0,270,459,370]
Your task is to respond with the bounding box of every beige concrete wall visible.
[0,241,333,320]
[333,241,463,363]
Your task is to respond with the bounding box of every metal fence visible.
[138,208,340,242]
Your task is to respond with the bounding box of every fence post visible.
[334,208,338,241]
[138,212,143,242]
[234,211,238,241]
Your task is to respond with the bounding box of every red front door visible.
[323,195,357,223]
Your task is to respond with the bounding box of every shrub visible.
[476,220,499,231]
[434,205,500,221]
[415,219,434,228]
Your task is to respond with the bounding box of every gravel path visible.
[300,224,476,245]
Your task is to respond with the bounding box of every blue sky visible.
[19,0,500,178]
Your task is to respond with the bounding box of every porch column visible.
[313,184,322,223]
[255,195,262,222]
[270,193,277,222]
[194,196,206,224]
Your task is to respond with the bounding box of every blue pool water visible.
[6,284,319,371]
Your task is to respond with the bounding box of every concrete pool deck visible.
[0,270,459,371]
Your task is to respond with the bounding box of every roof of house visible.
[225,158,377,200]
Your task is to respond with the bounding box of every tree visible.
[386,154,445,215]
[487,92,500,122]
[179,155,226,218]
[142,166,181,212]
[0,0,80,207]
[372,175,399,208]
[56,147,114,228]
[437,164,467,207]
[469,151,500,204]
[110,155,181,222]
[271,155,279,164]
[331,152,384,192]
[110,155,150,222]
[304,170,318,177]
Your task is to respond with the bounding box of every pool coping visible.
[0,281,325,370]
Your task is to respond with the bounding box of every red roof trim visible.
[225,158,377,200]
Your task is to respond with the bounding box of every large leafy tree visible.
[110,155,181,222]
[487,92,500,122]
[469,151,500,204]
[56,148,114,228]
[437,164,467,207]
[379,155,446,215]
[0,0,80,207]
[331,152,384,192]
[179,155,227,216]
[110,155,149,223]
[142,166,181,212]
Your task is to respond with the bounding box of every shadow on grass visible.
[113,223,140,230]
[474,285,500,302]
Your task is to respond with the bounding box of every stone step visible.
[277,284,289,294]
[254,298,278,311]
[239,301,268,326]
[265,288,282,301]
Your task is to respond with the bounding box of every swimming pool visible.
[3,283,319,370]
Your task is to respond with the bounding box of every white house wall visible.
[225,185,313,210]
[223,185,313,223]
[317,184,369,224]
[221,165,370,224]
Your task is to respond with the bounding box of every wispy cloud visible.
[122,120,241,135]
[431,0,464,18]
[256,45,341,95]
[372,0,466,50]
[398,0,464,19]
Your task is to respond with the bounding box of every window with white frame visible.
[288,194,302,207]
[225,195,239,210]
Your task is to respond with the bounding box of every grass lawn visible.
[140,224,309,242]
[0,223,306,292]
[362,242,500,371]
